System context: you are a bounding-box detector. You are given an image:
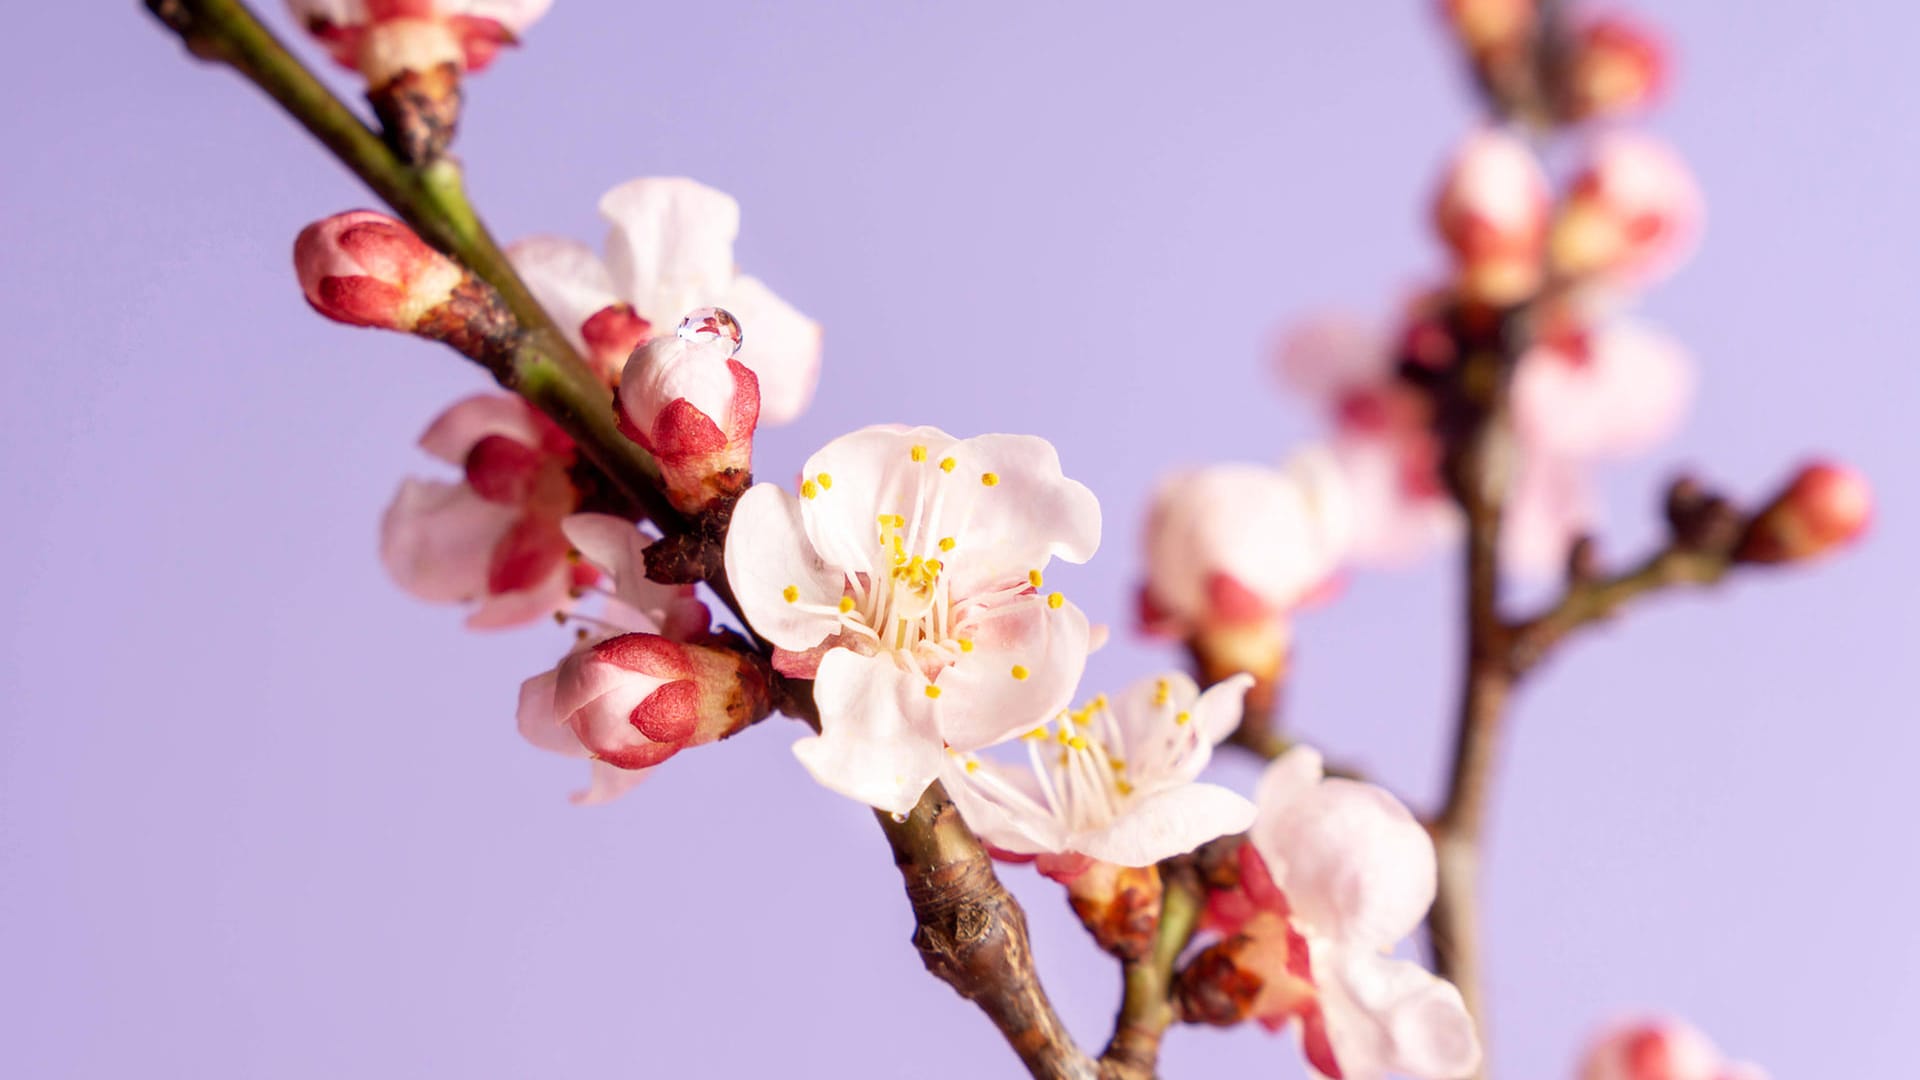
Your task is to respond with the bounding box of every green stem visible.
[1100,869,1202,1078]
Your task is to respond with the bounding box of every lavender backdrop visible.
[2,3,1913,1077]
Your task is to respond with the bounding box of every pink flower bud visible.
[1433,131,1551,305]
[1738,461,1872,564]
[579,303,651,383]
[1567,15,1668,121]
[290,0,550,77]
[553,633,770,770]
[1551,135,1703,288]
[294,211,464,331]
[1580,1018,1768,1080]
[615,308,761,514]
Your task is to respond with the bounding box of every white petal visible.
[722,483,846,651]
[560,513,648,587]
[574,760,650,806]
[515,664,582,757]
[379,478,515,603]
[794,649,944,814]
[797,424,960,575]
[934,595,1091,751]
[721,274,822,427]
[506,235,620,355]
[1327,437,1462,567]
[933,434,1102,597]
[1512,321,1694,459]
[941,756,1064,855]
[1314,943,1482,1080]
[598,178,740,314]
[1251,774,1435,947]
[462,0,555,33]
[1073,783,1257,867]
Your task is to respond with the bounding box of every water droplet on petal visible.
[676,307,743,356]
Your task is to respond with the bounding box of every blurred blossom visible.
[1552,134,1704,290]
[1567,14,1669,121]
[288,0,553,80]
[1578,1017,1768,1080]
[724,425,1100,814]
[1433,129,1552,305]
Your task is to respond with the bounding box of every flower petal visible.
[797,424,960,575]
[506,235,620,355]
[560,512,649,592]
[574,760,650,806]
[941,755,1064,856]
[720,274,822,427]
[1501,454,1595,580]
[1275,313,1393,401]
[1251,772,1436,948]
[931,434,1102,596]
[464,0,555,33]
[598,178,739,316]
[418,392,546,464]
[379,478,517,603]
[1513,320,1694,459]
[1073,782,1257,867]
[794,649,944,814]
[515,664,582,757]
[935,594,1091,751]
[723,483,847,651]
[1313,944,1482,1080]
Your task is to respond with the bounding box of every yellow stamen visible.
[981,472,999,487]
[1116,779,1136,796]
[938,536,956,552]
[939,456,956,473]
[924,685,943,699]
[910,445,928,462]
[1027,569,1043,589]
[782,585,799,603]
[957,638,974,653]
[838,596,855,614]
[1021,727,1048,742]
[1047,592,1065,609]
[1066,735,1088,751]
[1011,664,1030,681]
[817,472,833,490]
[1153,678,1169,706]
[800,479,819,499]
[965,760,979,773]
[1174,710,1192,726]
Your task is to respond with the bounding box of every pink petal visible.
[597,178,740,312]
[793,649,945,815]
[722,483,847,653]
[719,274,822,427]
[1251,772,1436,949]
[1512,321,1693,459]
[379,478,516,604]
[1314,943,1483,1080]
[1274,313,1393,401]
[1073,783,1257,868]
[418,392,546,465]
[932,594,1091,751]
[506,235,620,356]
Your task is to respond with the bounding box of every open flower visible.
[1184,748,1480,1080]
[508,178,821,422]
[943,673,1256,869]
[1579,1017,1768,1080]
[380,393,589,628]
[725,425,1100,814]
[1142,452,1354,638]
[515,513,712,804]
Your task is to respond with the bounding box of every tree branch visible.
[877,785,1099,1080]
[1099,863,1202,1079]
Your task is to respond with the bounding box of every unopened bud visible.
[1566,15,1667,121]
[294,211,514,356]
[1062,861,1163,962]
[1551,135,1702,288]
[1175,913,1319,1037]
[554,633,771,770]
[1437,0,1534,56]
[1433,130,1551,306]
[1738,462,1872,565]
[579,303,651,383]
[361,19,464,163]
[616,308,761,515]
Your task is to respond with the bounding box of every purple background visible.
[3,3,1913,1077]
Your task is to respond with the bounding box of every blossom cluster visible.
[259,0,1880,1076]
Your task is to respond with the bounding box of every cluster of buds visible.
[615,307,762,516]
[289,0,553,162]
[294,210,515,362]
[1437,1,1666,125]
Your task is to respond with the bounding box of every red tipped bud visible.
[1437,0,1534,57]
[615,307,761,514]
[553,633,771,770]
[579,303,651,383]
[1739,462,1872,565]
[1566,15,1668,121]
[1433,130,1551,305]
[1551,135,1703,288]
[295,211,463,331]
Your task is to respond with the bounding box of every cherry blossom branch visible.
[876,785,1099,1080]
[143,0,687,528]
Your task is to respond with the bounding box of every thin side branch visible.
[1099,864,1203,1079]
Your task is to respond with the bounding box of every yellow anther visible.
[1153,679,1170,706]
[1066,735,1089,751]
[817,472,833,490]
[1174,710,1192,726]
[1027,569,1043,589]
[1021,727,1048,742]
[939,456,956,473]
[1093,694,1109,711]
[800,479,819,499]
[924,685,943,699]
[1047,592,1065,610]
[782,585,800,603]
[981,472,1000,487]
[965,759,979,773]
[957,638,974,653]
[1011,664,1030,681]
[1108,758,1127,772]
[926,559,943,573]
[910,445,928,462]
[878,513,893,526]
[1116,779,1136,796]
[938,536,956,552]
[838,596,856,614]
